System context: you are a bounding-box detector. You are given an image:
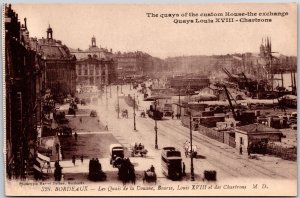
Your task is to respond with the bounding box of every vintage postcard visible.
[3,3,297,196]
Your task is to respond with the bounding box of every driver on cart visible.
[134,143,138,150]
[149,165,155,173]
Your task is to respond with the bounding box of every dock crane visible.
[222,85,237,120]
[222,84,256,125]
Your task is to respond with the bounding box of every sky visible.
[12,3,297,58]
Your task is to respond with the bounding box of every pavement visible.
[44,84,296,184]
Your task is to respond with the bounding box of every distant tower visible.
[91,36,96,47]
[47,24,53,39]
[259,38,265,57]
[270,38,272,49]
[265,37,272,56]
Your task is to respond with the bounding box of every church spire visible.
[269,37,272,52]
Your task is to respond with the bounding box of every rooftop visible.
[236,124,282,135]
[30,38,74,60]
[70,36,113,60]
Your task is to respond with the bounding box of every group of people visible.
[72,155,84,166]
[88,158,106,181]
[121,109,129,118]
[140,110,146,118]
[118,158,136,185]
[89,158,102,173]
[134,143,144,151]
[147,165,155,173]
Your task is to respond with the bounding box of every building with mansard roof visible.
[30,25,76,98]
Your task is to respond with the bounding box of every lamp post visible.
[154,99,158,149]
[189,109,195,181]
[110,83,112,98]
[178,88,181,117]
[121,75,123,94]
[105,85,108,109]
[133,94,136,131]
[117,86,120,119]
[55,143,60,162]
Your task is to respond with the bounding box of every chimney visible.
[24,18,27,29]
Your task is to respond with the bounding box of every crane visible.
[222,85,237,119]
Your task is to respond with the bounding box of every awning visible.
[37,152,50,162]
[33,164,42,172]
[34,152,50,172]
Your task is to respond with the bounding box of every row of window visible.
[77,64,108,70]
[77,69,108,76]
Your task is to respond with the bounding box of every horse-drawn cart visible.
[143,170,157,184]
[130,143,148,157]
[121,109,128,118]
[183,141,197,158]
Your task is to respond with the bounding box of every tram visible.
[161,147,182,180]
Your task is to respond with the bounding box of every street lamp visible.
[154,99,158,149]
[55,143,60,162]
[189,109,195,181]
[110,83,112,98]
[133,94,137,131]
[178,88,181,117]
[117,86,120,118]
[177,102,195,181]
[121,75,123,94]
[105,85,108,109]
[186,82,195,181]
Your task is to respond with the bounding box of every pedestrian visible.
[46,161,52,173]
[74,132,78,141]
[55,143,60,153]
[247,145,251,157]
[239,145,243,155]
[130,166,136,185]
[72,155,76,166]
[182,162,186,176]
[171,112,174,119]
[80,117,82,123]
[54,164,62,181]
[80,155,84,164]
[55,160,59,168]
[105,125,108,131]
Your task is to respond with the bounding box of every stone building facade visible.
[30,26,76,98]
[70,36,115,88]
[5,5,44,179]
[114,51,153,81]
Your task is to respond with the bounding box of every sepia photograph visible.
[3,3,297,196]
